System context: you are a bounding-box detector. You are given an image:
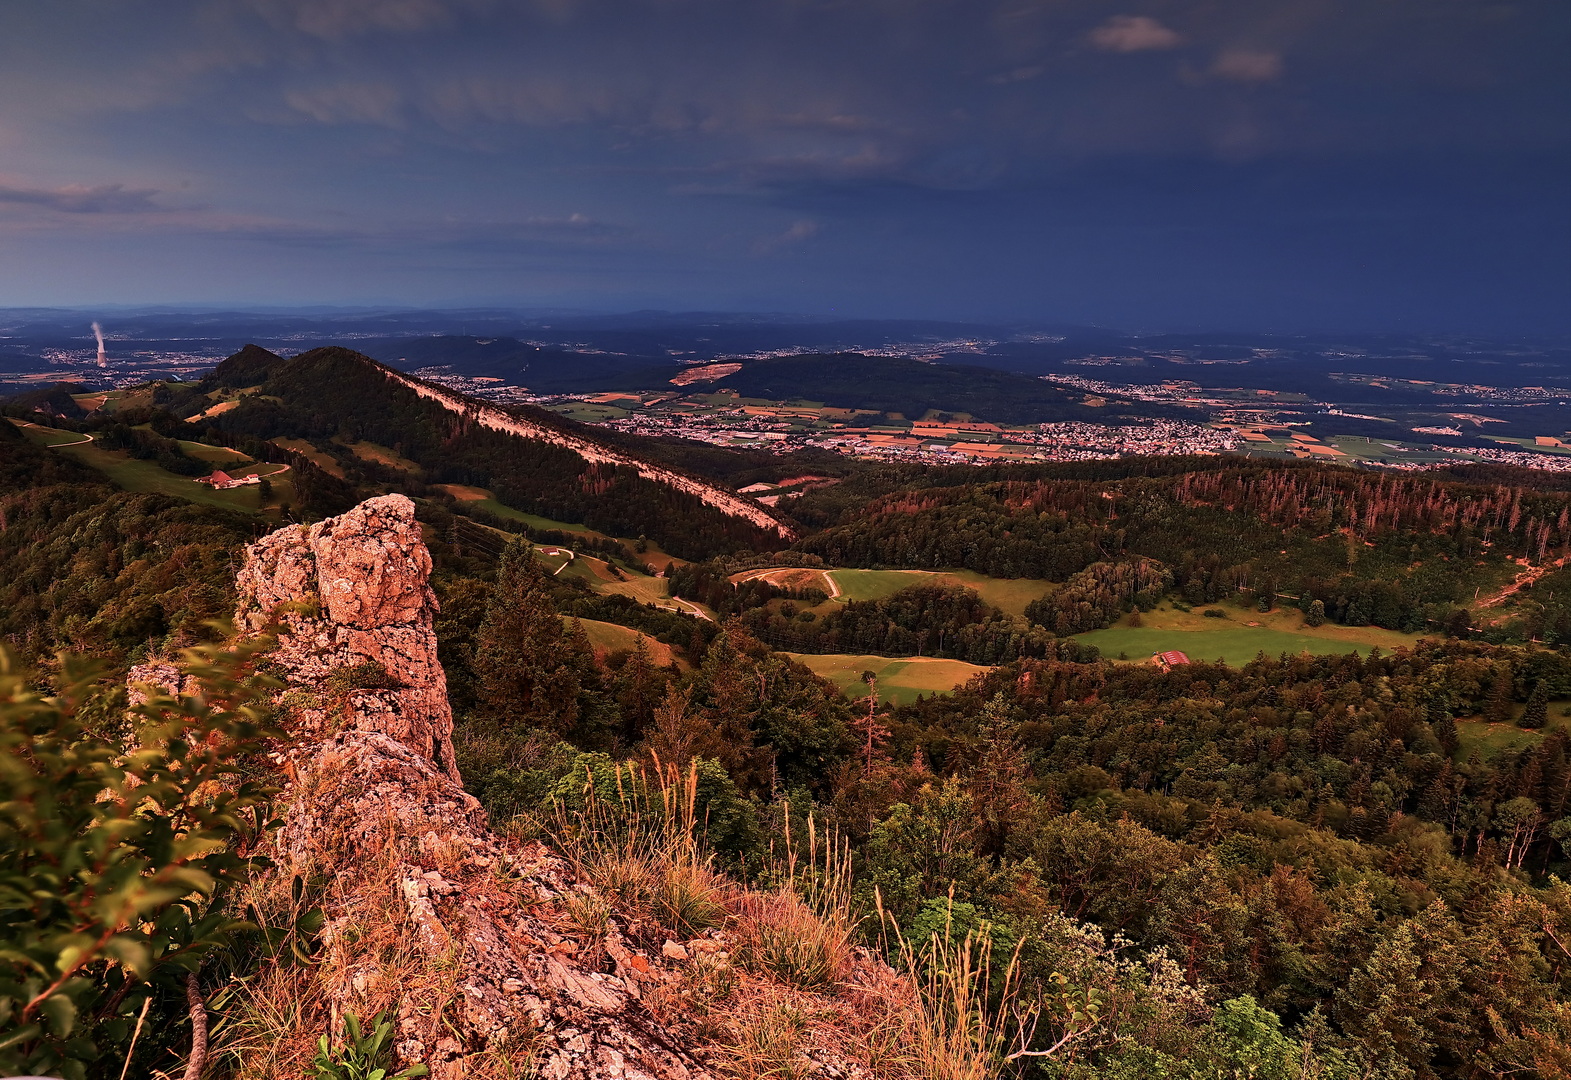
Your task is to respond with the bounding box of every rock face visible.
[235,494,459,781]
[237,496,719,1079]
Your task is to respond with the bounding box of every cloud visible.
[1088,15,1183,53]
[284,82,405,125]
[0,181,163,214]
[1210,49,1284,83]
[245,0,475,40]
[753,219,819,254]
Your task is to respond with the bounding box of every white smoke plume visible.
[92,321,107,367]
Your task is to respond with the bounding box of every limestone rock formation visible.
[236,495,720,1078]
[236,494,459,781]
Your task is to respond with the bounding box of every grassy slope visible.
[178,440,252,465]
[824,568,1054,617]
[786,653,988,705]
[272,437,347,478]
[12,419,290,516]
[345,440,423,474]
[1077,601,1425,665]
[569,616,681,667]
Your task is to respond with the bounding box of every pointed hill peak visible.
[204,343,285,390]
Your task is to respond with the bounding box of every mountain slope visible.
[206,346,793,558]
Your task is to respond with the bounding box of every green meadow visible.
[785,652,989,705]
[824,568,1053,617]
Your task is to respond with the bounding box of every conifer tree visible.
[1520,680,1549,730]
[1305,599,1326,627]
[1485,662,1516,725]
[474,543,595,738]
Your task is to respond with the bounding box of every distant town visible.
[411,366,1571,473]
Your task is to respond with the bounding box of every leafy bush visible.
[0,640,279,1079]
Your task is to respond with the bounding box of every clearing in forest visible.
[569,617,682,668]
[1078,602,1424,666]
[731,566,1054,618]
[786,652,988,705]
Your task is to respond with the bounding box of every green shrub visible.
[0,640,279,1079]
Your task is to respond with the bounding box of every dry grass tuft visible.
[719,1000,812,1080]
[733,889,851,991]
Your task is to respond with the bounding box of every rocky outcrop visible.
[236,496,721,1078]
[235,494,459,781]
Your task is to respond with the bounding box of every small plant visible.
[650,856,725,937]
[1202,608,1228,619]
[326,659,401,694]
[311,1011,429,1080]
[0,639,280,1080]
[721,1002,810,1080]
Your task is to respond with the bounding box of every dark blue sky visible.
[1,1,1566,332]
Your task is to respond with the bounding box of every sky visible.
[0,0,1567,333]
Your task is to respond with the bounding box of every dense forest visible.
[417,550,1571,1078]
[794,464,1571,640]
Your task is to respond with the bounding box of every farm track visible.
[730,566,843,598]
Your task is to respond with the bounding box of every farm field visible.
[825,569,1053,617]
[178,440,252,465]
[435,484,684,572]
[732,566,1054,618]
[1077,601,1425,666]
[434,484,613,538]
[343,440,422,474]
[13,418,292,515]
[9,418,93,446]
[786,652,989,705]
[569,617,681,667]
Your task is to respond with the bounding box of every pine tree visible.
[1485,662,1516,725]
[473,543,590,737]
[1305,599,1326,627]
[1520,680,1550,730]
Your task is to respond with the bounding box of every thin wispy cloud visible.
[1210,49,1285,83]
[1088,15,1183,53]
[0,182,163,214]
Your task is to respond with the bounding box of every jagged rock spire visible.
[235,494,459,781]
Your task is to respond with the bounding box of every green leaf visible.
[38,991,78,1037]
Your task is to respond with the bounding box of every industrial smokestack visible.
[91,321,107,367]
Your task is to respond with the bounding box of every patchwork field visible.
[786,652,989,705]
[1077,602,1424,666]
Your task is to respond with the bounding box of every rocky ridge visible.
[381,364,794,538]
[227,495,715,1077]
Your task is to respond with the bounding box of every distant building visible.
[1152,650,1191,670]
[198,470,261,489]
